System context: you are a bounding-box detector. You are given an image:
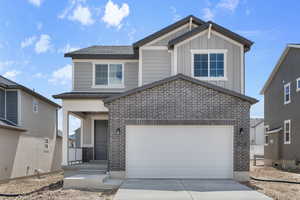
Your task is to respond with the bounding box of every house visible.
[0,75,61,180]
[250,118,264,159]
[260,44,300,169]
[68,128,81,148]
[53,15,257,181]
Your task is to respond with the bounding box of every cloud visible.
[102,0,130,29]
[170,6,181,21]
[28,0,42,7]
[0,60,29,71]
[202,8,215,21]
[245,8,250,15]
[49,64,72,85]
[2,70,21,81]
[21,36,37,48]
[58,44,80,54]
[35,34,51,54]
[58,0,94,26]
[217,0,239,12]
[37,22,43,30]
[33,72,47,78]
[69,4,94,26]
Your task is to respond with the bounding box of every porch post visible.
[62,109,69,166]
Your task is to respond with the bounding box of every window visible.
[0,89,5,119]
[264,126,269,145]
[93,63,124,88]
[284,83,291,104]
[297,78,300,92]
[284,120,291,144]
[32,99,38,113]
[191,50,227,80]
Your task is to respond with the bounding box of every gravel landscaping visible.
[244,160,300,200]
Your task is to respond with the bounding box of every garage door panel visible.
[126,125,233,179]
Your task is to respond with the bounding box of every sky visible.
[0,0,300,129]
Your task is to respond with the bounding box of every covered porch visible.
[61,98,109,169]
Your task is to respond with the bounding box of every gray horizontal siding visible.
[0,90,5,118]
[142,50,171,85]
[176,32,242,93]
[6,91,18,124]
[73,62,138,92]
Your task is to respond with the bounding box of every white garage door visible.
[126,125,233,179]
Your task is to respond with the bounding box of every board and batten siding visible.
[141,49,171,85]
[73,62,138,92]
[176,31,242,93]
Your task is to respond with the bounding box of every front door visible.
[94,120,108,160]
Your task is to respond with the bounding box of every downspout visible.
[208,23,212,39]
[189,17,193,31]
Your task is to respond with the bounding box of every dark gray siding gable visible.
[6,91,18,124]
[0,89,5,118]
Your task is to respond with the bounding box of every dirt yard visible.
[245,160,300,200]
[0,171,116,200]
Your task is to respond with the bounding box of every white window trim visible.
[284,82,291,104]
[296,77,300,92]
[92,62,125,89]
[284,120,291,144]
[191,49,228,81]
[264,125,269,146]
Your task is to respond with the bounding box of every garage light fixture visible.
[116,128,121,135]
[239,128,244,135]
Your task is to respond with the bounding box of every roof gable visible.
[104,74,258,104]
[260,44,300,94]
[168,22,253,51]
[133,15,205,47]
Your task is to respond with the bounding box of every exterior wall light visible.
[239,128,244,135]
[116,128,121,135]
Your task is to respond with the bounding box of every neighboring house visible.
[250,118,264,159]
[0,75,61,180]
[54,15,257,181]
[261,44,300,169]
[68,128,81,148]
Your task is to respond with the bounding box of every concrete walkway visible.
[114,179,272,200]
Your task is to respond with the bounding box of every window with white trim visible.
[191,50,227,80]
[94,63,124,87]
[284,83,291,104]
[297,78,300,92]
[32,99,38,113]
[264,126,269,145]
[284,120,291,144]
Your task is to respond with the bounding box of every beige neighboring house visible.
[0,75,62,181]
[250,118,264,159]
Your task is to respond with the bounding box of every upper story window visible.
[264,126,269,146]
[191,49,227,80]
[32,99,39,113]
[297,77,300,92]
[284,120,291,144]
[0,89,18,125]
[284,82,291,104]
[93,63,124,88]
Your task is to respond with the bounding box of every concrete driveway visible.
[113,179,272,200]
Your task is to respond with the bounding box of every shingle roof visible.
[168,22,253,51]
[0,75,61,108]
[64,45,138,59]
[104,73,258,104]
[53,92,120,99]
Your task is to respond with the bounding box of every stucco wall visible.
[105,78,251,172]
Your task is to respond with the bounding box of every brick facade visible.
[105,79,251,172]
